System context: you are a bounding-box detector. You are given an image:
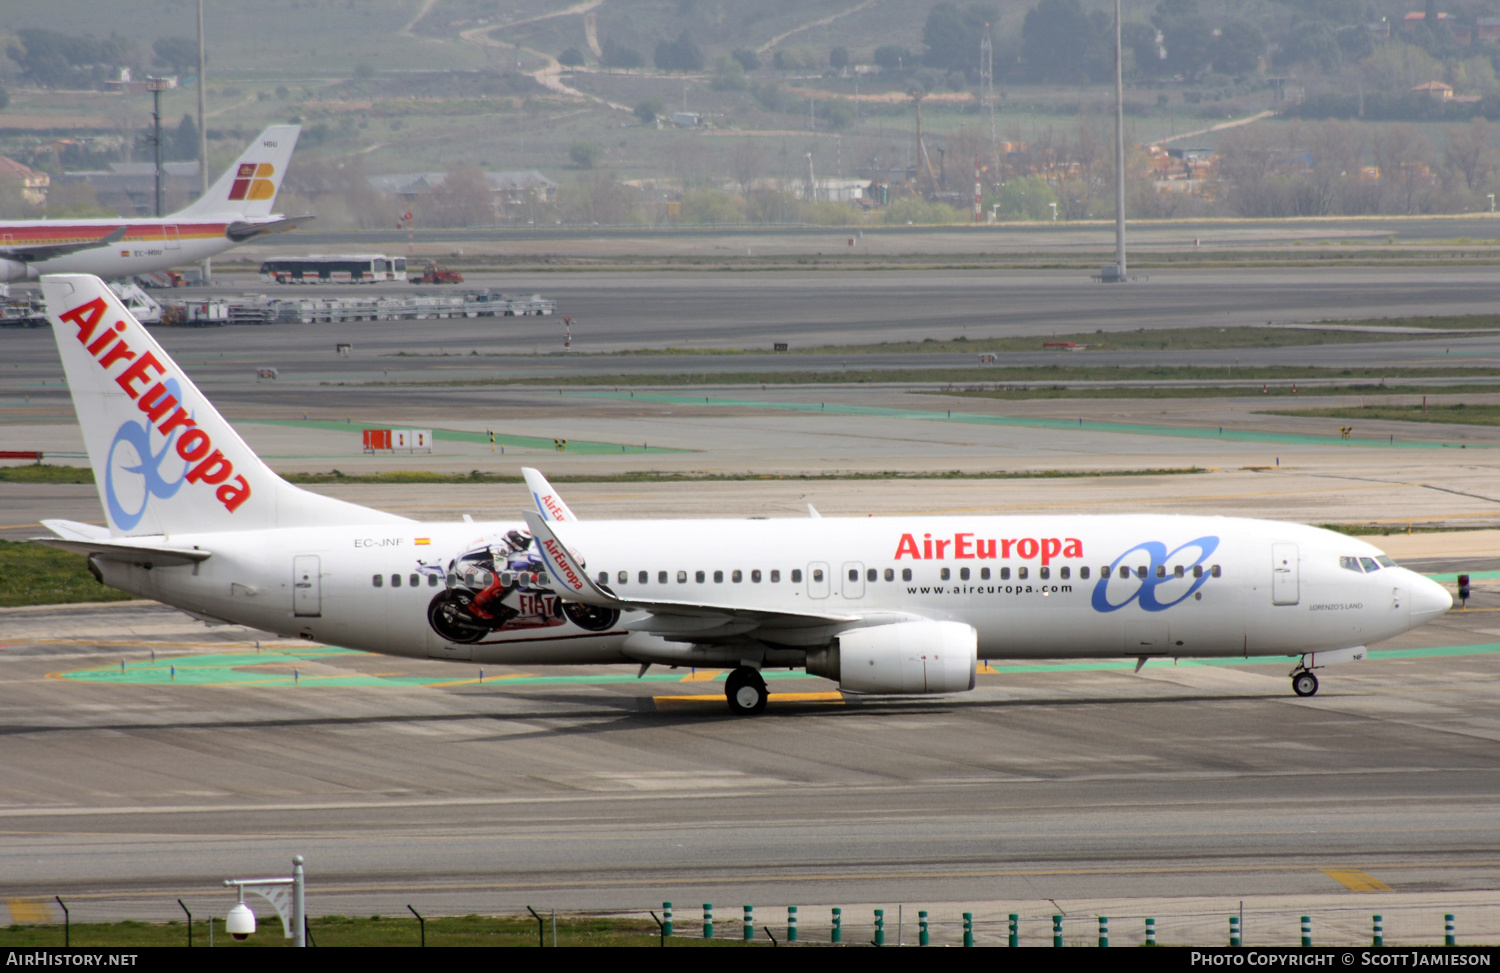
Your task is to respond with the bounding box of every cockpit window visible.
[1376,555,1396,568]
[1339,556,1363,573]
[1359,557,1381,573]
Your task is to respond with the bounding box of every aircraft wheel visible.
[1292,671,1319,697]
[724,666,768,716]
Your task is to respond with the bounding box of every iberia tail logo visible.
[228,163,277,201]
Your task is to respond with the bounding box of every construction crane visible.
[910,88,940,199]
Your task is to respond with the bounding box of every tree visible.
[654,30,704,72]
[1124,23,1164,78]
[634,98,665,124]
[680,188,745,224]
[829,47,849,70]
[171,113,198,162]
[824,97,855,130]
[353,61,375,80]
[569,142,603,168]
[710,55,747,91]
[558,173,640,224]
[873,44,912,73]
[1020,0,1110,84]
[11,29,137,88]
[1274,18,1341,73]
[1211,19,1263,76]
[923,2,998,74]
[424,168,495,227]
[1152,0,1213,80]
[1445,118,1494,191]
[731,48,760,72]
[601,39,644,69]
[152,36,198,76]
[730,141,763,194]
[558,47,585,67]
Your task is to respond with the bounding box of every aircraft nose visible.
[1409,573,1453,626]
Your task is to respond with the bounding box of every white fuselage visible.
[91,514,1448,667]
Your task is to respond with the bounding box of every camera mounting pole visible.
[223,855,306,946]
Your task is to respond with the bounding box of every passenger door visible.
[293,555,321,617]
[807,562,830,599]
[842,561,865,599]
[163,225,181,250]
[1272,543,1299,606]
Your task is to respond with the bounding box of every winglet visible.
[522,511,618,608]
[523,467,578,522]
[808,503,822,519]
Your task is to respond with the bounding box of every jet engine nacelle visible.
[0,259,34,282]
[808,620,977,694]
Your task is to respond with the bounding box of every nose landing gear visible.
[1291,670,1319,697]
[725,666,768,715]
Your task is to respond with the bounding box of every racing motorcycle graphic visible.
[425,529,619,644]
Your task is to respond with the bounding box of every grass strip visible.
[281,467,1207,485]
[1267,403,1500,426]
[336,365,1500,389]
[930,382,1500,401]
[0,914,752,948]
[0,540,134,608]
[0,464,93,484]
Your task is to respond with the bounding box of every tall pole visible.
[198,0,211,283]
[292,856,305,948]
[152,85,164,217]
[1113,0,1126,277]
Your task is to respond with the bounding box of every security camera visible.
[226,902,257,940]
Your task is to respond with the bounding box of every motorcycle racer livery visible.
[426,529,619,644]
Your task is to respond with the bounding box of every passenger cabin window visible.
[1359,557,1381,573]
[884,568,894,581]
[391,574,401,587]
[677,570,688,583]
[1000,567,1010,580]
[1060,566,1070,580]
[618,571,628,584]
[1210,565,1222,578]
[901,568,912,581]
[940,568,951,580]
[429,574,439,587]
[1080,567,1090,579]
[1136,566,1147,579]
[658,571,668,584]
[771,570,781,582]
[696,570,705,583]
[1156,565,1166,579]
[866,568,876,582]
[752,570,762,583]
[372,574,383,587]
[598,571,608,584]
[410,574,420,587]
[733,570,743,583]
[1340,556,1362,572]
[959,567,970,580]
[792,569,803,583]
[810,568,822,582]
[639,571,649,584]
[1193,565,1203,579]
[714,570,724,583]
[1039,567,1050,580]
[849,568,859,582]
[1119,566,1131,580]
[1174,565,1184,579]
[1018,567,1028,580]
[979,567,990,580]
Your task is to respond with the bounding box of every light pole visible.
[1112,0,1127,280]
[223,854,306,946]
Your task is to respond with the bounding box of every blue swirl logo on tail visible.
[1091,536,1220,613]
[103,378,187,530]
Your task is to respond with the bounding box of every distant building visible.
[1412,80,1454,101]
[367,170,558,208]
[670,112,701,128]
[1479,16,1500,43]
[0,157,51,206]
[51,161,198,216]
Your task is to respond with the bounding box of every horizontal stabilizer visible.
[225,215,314,242]
[33,535,210,566]
[1,227,127,263]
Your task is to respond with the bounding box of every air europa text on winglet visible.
[894,532,1083,564]
[58,296,250,514]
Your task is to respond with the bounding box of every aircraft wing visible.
[523,511,912,644]
[1,227,128,263]
[224,215,314,242]
[34,519,209,567]
[522,467,578,522]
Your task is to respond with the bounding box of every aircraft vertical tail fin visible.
[41,273,407,537]
[172,124,300,220]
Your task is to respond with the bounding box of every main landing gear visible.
[725,666,768,716]
[1291,669,1319,697]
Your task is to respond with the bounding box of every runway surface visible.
[1,594,1497,938]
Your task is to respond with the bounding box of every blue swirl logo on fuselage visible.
[103,378,187,531]
[1091,535,1220,613]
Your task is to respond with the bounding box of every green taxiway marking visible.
[1426,570,1500,582]
[244,419,686,455]
[55,643,1500,689]
[571,392,1489,450]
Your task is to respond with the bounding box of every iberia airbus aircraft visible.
[35,274,1453,714]
[0,126,305,282]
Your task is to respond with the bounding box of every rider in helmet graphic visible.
[469,530,533,622]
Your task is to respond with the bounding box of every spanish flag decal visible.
[415,538,430,545]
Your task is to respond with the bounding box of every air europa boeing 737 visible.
[35,274,1453,715]
[0,126,305,282]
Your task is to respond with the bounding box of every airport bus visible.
[259,255,407,284]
